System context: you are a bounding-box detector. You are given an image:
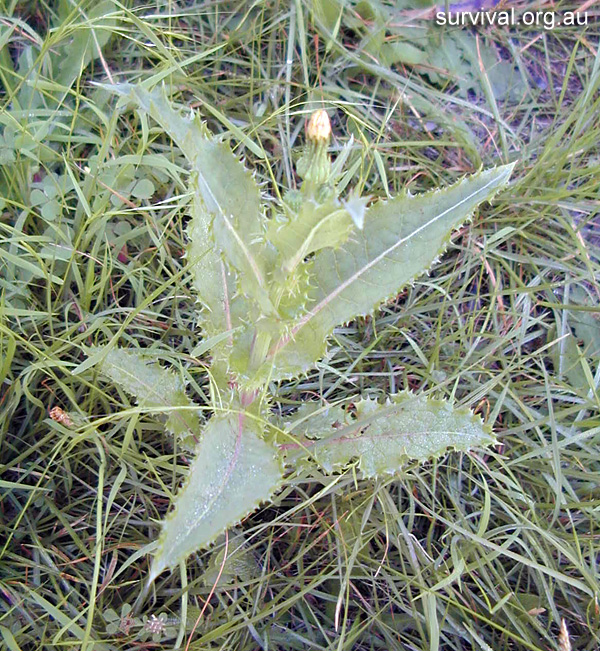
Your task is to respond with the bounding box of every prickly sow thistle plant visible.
[94,86,514,583]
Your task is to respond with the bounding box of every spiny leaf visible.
[149,413,283,582]
[285,401,347,439]
[285,392,495,477]
[186,197,233,336]
[274,262,314,320]
[342,190,370,229]
[213,212,275,315]
[95,347,199,448]
[267,198,354,270]
[261,163,515,382]
[114,86,261,219]
[112,85,264,322]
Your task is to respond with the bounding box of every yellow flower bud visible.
[306,110,331,143]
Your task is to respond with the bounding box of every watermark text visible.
[435,10,588,30]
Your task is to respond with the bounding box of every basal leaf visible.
[150,414,282,581]
[549,328,590,393]
[95,347,199,448]
[566,285,600,357]
[202,532,259,586]
[262,163,515,381]
[286,392,494,477]
[55,1,117,88]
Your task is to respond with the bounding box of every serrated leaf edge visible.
[284,391,495,477]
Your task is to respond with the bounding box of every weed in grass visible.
[89,85,512,588]
[1,1,600,650]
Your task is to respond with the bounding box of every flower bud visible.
[306,110,331,143]
[296,109,333,198]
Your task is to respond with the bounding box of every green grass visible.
[1,1,599,649]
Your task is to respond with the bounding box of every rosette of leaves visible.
[93,85,514,584]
